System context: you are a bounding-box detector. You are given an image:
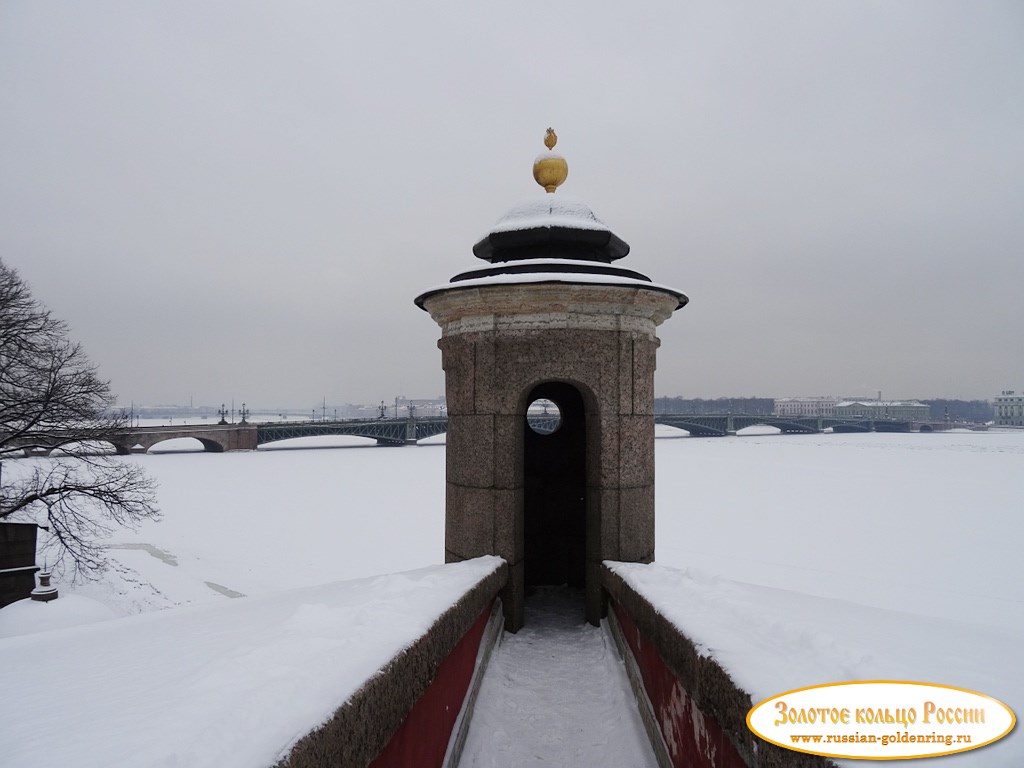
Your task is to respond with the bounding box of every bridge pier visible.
[224,427,258,451]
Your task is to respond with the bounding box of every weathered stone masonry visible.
[425,283,679,630]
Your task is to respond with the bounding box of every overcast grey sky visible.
[1,1,1021,409]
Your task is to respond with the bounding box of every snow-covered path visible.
[459,588,658,767]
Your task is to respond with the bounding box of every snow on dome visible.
[490,195,610,234]
[534,150,564,164]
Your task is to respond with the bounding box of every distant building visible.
[834,400,929,421]
[392,396,447,418]
[773,397,838,417]
[994,390,1024,427]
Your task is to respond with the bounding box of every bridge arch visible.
[654,416,727,437]
[49,440,126,457]
[731,416,818,434]
[257,434,378,450]
[147,437,225,453]
[735,424,782,435]
[831,422,872,433]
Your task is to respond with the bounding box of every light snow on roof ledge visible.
[424,270,684,296]
[534,149,564,163]
[489,194,610,234]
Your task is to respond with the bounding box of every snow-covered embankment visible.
[1,556,506,768]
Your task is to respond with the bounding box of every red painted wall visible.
[369,604,493,768]
[613,602,748,768]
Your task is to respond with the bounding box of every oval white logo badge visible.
[747,681,1015,760]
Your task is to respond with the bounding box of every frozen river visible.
[64,428,1022,634]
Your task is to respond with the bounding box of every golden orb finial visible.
[533,127,568,193]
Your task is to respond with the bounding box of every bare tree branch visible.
[0,259,159,578]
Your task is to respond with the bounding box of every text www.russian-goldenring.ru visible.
[790,732,972,747]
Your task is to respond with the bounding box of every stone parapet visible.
[602,563,839,768]
[275,560,507,768]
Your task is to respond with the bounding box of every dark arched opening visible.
[524,382,586,595]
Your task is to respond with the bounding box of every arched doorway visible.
[524,382,587,596]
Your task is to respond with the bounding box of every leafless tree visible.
[0,259,158,578]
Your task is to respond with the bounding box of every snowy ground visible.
[0,557,503,768]
[1,430,1021,765]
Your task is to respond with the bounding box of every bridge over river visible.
[94,418,451,454]
[654,413,916,437]
[12,414,972,455]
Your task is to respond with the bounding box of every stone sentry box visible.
[416,131,686,631]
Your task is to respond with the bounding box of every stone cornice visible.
[420,283,681,338]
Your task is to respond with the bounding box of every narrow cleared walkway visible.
[459,587,658,767]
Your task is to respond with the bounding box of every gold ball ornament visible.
[532,127,568,193]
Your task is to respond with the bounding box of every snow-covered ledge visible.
[2,556,507,768]
[277,557,507,768]
[603,562,838,768]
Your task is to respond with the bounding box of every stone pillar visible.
[224,426,258,451]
